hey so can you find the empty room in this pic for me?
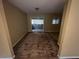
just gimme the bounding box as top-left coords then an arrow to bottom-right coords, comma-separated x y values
0,0 -> 79,59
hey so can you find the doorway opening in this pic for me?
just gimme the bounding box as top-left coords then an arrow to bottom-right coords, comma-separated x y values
31,17 -> 44,32
2,0 -> 69,58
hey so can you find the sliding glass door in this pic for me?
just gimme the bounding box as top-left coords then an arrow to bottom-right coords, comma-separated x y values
32,18 -> 44,32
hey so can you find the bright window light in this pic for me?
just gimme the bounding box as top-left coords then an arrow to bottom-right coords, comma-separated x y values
52,19 -> 60,24
32,19 -> 44,24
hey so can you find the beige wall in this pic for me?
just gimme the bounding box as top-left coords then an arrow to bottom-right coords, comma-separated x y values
0,0 -> 14,58
44,14 -> 62,32
3,0 -> 28,47
59,0 -> 79,57
27,14 -> 62,32
27,15 -> 32,32
58,0 -> 69,46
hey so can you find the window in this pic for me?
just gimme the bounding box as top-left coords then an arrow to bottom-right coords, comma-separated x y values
32,19 -> 44,24
31,17 -> 44,32
52,18 -> 60,24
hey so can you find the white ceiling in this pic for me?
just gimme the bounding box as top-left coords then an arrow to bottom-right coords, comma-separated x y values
8,0 -> 65,14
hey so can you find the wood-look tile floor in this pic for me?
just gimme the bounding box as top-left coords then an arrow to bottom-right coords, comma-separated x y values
14,32 -> 59,59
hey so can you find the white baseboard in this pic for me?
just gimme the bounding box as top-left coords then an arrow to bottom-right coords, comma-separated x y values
0,55 -> 15,59
0,58 -> 13,59
58,54 -> 79,59
59,56 -> 79,59
13,32 -> 27,47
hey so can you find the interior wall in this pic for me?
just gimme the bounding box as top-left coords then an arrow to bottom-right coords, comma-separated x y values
44,14 -> 62,32
59,0 -> 79,57
27,15 -> 32,32
27,14 -> 62,32
0,0 -> 14,58
3,0 -> 28,47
